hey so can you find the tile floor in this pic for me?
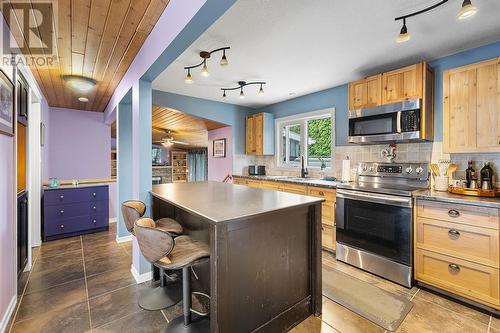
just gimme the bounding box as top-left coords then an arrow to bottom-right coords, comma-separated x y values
7,225 -> 498,333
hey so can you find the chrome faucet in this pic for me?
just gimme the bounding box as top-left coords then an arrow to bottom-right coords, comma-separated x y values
301,156 -> 309,178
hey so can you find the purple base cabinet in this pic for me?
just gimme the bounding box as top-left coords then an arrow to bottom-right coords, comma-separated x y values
42,185 -> 109,241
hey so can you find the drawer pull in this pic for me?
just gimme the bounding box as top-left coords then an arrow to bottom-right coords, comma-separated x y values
92,192 -> 97,197
59,210 -> 64,215
319,191 -> 325,196
448,209 -> 460,218
60,224 -> 64,229
448,263 -> 461,272
59,195 -> 64,200
93,206 -> 97,211
92,219 -> 97,224
448,229 -> 460,237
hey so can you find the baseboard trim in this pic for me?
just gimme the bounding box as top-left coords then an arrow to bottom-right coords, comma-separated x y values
131,264 -> 152,284
109,217 -> 117,224
0,295 -> 17,333
115,235 -> 133,244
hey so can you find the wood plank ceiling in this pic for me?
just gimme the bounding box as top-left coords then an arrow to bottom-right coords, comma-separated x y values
111,105 -> 227,149
2,0 -> 169,112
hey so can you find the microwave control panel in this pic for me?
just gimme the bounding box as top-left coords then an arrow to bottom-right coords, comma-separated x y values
401,110 -> 420,132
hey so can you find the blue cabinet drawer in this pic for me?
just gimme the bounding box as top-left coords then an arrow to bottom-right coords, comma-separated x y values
44,200 -> 108,221
44,214 -> 108,237
44,186 -> 108,206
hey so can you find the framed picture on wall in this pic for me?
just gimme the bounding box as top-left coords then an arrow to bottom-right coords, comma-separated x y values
0,69 -> 15,137
213,138 -> 226,158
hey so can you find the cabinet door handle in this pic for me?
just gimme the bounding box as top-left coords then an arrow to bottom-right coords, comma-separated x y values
448,263 -> 460,272
319,191 -> 325,196
60,224 -> 64,229
59,210 -> 64,215
59,195 -> 64,200
448,229 -> 460,237
448,209 -> 460,218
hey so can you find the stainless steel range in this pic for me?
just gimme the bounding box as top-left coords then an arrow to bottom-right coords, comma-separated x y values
335,162 -> 430,288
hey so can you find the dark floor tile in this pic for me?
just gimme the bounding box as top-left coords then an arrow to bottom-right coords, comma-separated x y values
88,284 -> 142,328
17,271 -> 29,295
491,316 -> 500,331
321,298 -> 385,333
11,301 -> 90,333
93,309 -> 166,333
38,237 -> 82,259
87,267 -> 136,299
25,260 -> 84,294
161,301 -> 183,322
16,278 -> 87,322
119,241 -> 132,254
83,228 -> 116,243
84,253 -> 131,277
83,244 -> 128,261
31,246 -> 40,263
289,316 -> 340,333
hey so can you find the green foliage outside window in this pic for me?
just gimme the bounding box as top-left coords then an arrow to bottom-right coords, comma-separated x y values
307,118 -> 332,157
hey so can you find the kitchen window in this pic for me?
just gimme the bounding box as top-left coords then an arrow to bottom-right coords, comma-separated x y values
276,109 -> 335,169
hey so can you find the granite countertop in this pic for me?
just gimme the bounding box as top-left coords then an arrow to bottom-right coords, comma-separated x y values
413,189 -> 500,208
151,182 -> 323,224
44,183 -> 110,190
232,174 -> 341,189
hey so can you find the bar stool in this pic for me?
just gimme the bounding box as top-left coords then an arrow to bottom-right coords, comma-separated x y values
121,201 -> 183,311
135,218 -> 210,333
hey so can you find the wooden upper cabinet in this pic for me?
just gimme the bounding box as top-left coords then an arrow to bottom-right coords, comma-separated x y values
443,58 -> 500,153
382,63 -> 423,104
348,74 -> 381,110
246,112 -> 274,155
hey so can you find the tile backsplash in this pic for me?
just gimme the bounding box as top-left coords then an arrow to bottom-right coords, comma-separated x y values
234,141 -> 500,186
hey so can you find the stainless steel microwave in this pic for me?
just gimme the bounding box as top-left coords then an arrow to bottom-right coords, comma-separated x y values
348,99 -> 433,144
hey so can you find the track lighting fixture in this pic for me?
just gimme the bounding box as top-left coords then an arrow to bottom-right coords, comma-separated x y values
394,0 -> 477,43
183,47 -> 230,83
221,81 -> 266,100
458,0 -> 477,19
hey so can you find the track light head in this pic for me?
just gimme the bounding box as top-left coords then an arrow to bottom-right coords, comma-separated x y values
239,88 -> 245,99
396,20 -> 410,43
258,84 -> 264,96
220,50 -> 228,66
222,90 -> 227,100
201,61 -> 209,77
458,0 -> 477,19
185,69 -> 193,84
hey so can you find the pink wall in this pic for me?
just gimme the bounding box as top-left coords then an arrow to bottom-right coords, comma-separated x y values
48,107 -> 111,180
208,127 -> 233,181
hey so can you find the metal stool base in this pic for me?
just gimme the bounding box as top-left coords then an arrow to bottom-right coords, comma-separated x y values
161,314 -> 210,333
139,280 -> 182,311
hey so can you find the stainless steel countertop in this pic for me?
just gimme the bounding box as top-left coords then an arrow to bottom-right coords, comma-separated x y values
413,189 -> 500,208
232,174 -> 341,189
151,182 -> 323,224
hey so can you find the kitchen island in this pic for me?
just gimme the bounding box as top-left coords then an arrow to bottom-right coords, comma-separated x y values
150,182 -> 323,333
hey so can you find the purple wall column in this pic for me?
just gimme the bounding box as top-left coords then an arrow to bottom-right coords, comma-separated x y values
208,127 -> 233,181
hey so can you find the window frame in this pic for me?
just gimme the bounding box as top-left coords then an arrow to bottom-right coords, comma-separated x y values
275,108 -> 335,170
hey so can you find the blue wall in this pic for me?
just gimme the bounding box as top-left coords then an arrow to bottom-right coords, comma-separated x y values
257,40 -> 500,145
152,90 -> 255,154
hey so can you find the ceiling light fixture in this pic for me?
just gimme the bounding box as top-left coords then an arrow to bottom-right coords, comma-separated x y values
458,0 -> 477,19
183,47 -> 230,83
394,0 -> 477,43
63,75 -> 96,92
78,96 -> 89,103
221,81 -> 267,100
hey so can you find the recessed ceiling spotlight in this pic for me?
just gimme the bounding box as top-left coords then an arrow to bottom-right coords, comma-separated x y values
78,96 -> 89,103
394,0 -> 477,43
183,47 -> 230,83
220,81 -> 267,99
63,75 -> 96,92
458,0 -> 477,19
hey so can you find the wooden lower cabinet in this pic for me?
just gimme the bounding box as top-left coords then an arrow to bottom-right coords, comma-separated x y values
232,178 -> 337,252
415,199 -> 500,309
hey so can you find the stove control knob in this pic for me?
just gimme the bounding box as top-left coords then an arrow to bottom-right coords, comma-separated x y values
405,167 -> 413,174
369,166 -> 375,172
361,166 -> 367,172
415,167 -> 424,174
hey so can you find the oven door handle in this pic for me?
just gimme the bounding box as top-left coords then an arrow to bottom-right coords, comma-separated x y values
336,189 -> 412,208
396,111 -> 402,133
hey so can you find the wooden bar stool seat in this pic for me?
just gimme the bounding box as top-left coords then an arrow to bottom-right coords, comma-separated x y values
135,218 -> 210,333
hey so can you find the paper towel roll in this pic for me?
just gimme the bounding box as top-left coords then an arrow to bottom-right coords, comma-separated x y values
341,157 -> 351,182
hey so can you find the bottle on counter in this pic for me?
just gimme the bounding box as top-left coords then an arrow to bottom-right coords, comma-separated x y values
480,162 -> 494,190
465,160 -> 475,188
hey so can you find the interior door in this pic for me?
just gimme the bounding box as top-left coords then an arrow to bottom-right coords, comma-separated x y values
17,192 -> 28,278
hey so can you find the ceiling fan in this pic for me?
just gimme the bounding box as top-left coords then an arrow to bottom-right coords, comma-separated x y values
153,129 -> 189,146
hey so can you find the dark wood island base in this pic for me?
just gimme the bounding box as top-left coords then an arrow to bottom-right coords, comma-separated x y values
151,182 -> 323,333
